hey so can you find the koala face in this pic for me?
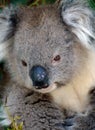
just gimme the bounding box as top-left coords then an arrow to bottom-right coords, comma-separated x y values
10,6 -> 83,93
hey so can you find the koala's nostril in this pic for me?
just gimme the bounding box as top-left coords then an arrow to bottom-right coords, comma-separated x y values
29,65 -> 49,89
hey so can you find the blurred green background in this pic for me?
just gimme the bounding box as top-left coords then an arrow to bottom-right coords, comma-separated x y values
0,0 -> 57,8
11,0 -> 56,5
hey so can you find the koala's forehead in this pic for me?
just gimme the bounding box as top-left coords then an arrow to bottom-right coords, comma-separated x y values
14,5 -> 73,54
17,5 -> 60,28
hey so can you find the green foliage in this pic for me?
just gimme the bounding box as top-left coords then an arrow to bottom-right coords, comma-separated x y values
0,0 -> 56,10
28,0 -> 56,6
7,116 -> 23,130
10,0 -> 27,5
0,0 -> 56,6
10,0 -> 56,6
88,0 -> 95,9
0,98 -> 23,130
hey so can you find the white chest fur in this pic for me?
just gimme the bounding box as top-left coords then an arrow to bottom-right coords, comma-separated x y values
51,50 -> 95,113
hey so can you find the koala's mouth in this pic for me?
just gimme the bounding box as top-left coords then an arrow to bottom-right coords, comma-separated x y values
35,84 -> 49,89
34,84 -> 57,93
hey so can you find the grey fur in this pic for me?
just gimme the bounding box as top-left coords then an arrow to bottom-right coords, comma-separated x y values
0,83 -> 65,130
0,0 -> 95,130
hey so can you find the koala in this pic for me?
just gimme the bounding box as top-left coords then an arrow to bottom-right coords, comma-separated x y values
1,0 -> 95,130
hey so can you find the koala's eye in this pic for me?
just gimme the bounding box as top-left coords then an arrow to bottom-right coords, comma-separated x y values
21,60 -> 27,67
53,55 -> 61,61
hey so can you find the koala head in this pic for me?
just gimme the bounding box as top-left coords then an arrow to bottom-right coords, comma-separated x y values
0,0 -> 95,94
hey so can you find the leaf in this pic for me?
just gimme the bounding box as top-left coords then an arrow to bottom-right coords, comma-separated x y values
8,116 -> 23,130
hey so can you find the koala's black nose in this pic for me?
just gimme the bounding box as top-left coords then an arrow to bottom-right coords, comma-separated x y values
29,65 -> 49,89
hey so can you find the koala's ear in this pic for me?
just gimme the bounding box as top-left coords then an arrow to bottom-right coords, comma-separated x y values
0,5 -> 18,60
61,0 -> 95,49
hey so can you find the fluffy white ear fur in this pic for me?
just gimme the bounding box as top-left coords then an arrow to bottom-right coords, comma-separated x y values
0,12 -> 10,60
61,1 -> 95,49
0,39 -> 13,60
0,5 -> 17,61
